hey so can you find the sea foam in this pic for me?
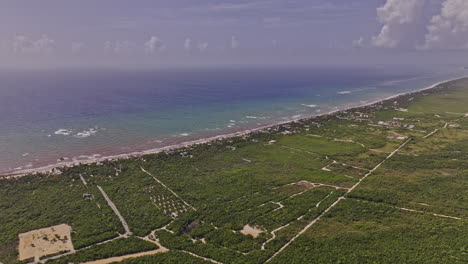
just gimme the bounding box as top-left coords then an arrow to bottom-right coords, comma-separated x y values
54,129 -> 72,136
337,91 -> 351,95
301,104 -> 317,108
74,128 -> 98,138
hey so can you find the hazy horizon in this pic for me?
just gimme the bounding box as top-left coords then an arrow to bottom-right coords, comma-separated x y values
1,0 -> 468,69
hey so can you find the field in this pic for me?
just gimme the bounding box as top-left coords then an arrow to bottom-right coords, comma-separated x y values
1,79 -> 467,264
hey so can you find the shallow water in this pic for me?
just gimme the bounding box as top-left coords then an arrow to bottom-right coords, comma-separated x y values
0,66 -> 466,174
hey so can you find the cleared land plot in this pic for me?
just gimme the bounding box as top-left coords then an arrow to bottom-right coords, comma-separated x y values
18,224 -> 73,262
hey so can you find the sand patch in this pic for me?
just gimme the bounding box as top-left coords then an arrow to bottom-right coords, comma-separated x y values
240,225 -> 265,238
294,180 -> 315,189
18,224 -> 74,261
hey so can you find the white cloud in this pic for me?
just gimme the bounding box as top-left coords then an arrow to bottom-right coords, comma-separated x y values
197,42 -> 209,52
104,40 -> 136,53
371,0 -> 426,48
184,38 -> 193,51
12,35 -> 55,54
144,36 -> 164,53
209,2 -> 262,12
231,36 -> 239,49
71,42 -> 85,53
422,0 -> 468,50
352,37 -> 365,48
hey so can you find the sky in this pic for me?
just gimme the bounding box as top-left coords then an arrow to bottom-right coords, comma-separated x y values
0,0 -> 468,68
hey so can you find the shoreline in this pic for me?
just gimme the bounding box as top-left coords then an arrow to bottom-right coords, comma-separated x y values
2,76 -> 466,179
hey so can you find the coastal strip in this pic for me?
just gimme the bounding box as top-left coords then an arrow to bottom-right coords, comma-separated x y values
2,76 -> 466,179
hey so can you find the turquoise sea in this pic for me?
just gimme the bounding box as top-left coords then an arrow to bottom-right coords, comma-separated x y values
0,65 -> 466,175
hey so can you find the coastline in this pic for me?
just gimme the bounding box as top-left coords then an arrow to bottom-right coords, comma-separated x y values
2,76 -> 466,179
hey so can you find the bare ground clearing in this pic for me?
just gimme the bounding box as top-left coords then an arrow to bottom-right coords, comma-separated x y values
18,224 -> 74,262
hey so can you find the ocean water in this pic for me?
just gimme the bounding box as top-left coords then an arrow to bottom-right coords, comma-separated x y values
0,66 -> 466,175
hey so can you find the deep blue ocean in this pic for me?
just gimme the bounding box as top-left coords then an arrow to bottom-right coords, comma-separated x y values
0,66 -> 466,174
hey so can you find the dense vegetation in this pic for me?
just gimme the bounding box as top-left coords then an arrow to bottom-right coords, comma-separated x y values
116,251 -> 211,264
46,237 -> 158,264
1,79 -> 467,263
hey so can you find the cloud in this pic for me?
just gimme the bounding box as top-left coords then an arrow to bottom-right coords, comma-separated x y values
263,17 -> 281,24
231,36 -> 239,49
197,42 -> 209,52
209,2 -> 264,12
104,40 -> 136,53
371,0 -> 426,48
144,36 -> 164,53
71,42 -> 85,53
184,38 -> 193,51
422,0 -> 468,50
12,35 -> 55,54
352,37 -> 365,48
104,41 -> 113,52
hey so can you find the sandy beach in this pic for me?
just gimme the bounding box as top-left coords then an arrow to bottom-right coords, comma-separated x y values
2,76 -> 466,179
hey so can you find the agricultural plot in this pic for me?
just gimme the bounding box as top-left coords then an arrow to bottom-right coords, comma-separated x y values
1,79 -> 467,263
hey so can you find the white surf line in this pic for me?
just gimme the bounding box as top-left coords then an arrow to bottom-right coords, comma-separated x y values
178,250 -> 224,264
141,167 -> 196,211
97,185 -> 132,235
443,122 -> 448,128
422,129 -> 438,139
265,138 -> 412,263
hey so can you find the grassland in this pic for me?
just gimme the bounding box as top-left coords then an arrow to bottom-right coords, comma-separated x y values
1,79 -> 467,264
